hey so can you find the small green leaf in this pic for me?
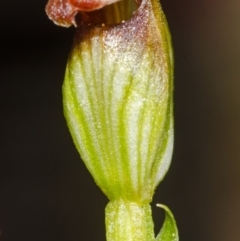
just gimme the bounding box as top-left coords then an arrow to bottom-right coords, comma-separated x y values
156,204 -> 178,241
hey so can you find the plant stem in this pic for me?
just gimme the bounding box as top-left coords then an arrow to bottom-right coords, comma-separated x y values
105,200 -> 155,241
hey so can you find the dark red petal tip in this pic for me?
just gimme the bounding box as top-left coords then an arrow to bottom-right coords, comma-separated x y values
46,0 -> 120,27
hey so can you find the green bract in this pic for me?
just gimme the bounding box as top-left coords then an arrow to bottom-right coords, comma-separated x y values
46,0 -> 178,239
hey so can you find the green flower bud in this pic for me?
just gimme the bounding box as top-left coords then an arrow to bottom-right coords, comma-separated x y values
63,0 -> 173,203
46,0 -> 178,239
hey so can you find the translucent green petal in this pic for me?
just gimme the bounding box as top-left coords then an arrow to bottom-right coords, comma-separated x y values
63,0 -> 173,203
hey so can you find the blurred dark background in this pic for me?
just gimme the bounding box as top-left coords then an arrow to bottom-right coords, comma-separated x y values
1,0 -> 240,240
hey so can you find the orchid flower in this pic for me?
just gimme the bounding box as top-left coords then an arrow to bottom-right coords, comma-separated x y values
46,0 -> 178,240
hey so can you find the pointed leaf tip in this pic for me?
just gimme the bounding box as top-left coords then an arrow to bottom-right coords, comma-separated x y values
156,204 -> 178,241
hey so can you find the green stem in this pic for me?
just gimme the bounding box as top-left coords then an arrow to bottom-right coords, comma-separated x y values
105,200 -> 155,241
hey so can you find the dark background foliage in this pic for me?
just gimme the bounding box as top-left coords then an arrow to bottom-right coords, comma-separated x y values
1,0 -> 240,240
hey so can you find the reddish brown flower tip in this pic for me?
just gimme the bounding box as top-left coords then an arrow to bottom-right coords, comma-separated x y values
68,0 -> 119,11
45,0 -> 77,27
46,0 -> 120,27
